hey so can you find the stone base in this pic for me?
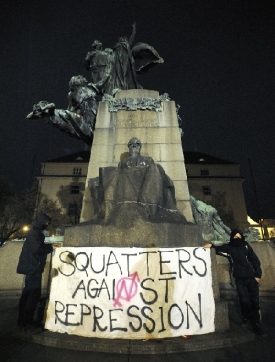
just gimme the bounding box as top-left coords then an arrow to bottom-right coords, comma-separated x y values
63,219 -> 230,335
12,308 -> 252,353
64,218 -> 204,248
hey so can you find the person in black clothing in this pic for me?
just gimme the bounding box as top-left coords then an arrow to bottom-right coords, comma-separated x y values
204,229 -> 264,336
16,213 -> 60,330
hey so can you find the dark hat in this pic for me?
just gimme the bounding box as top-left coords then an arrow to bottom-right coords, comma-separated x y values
230,229 -> 244,242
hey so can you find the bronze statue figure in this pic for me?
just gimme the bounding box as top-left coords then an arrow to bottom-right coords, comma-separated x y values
84,23 -> 163,95
27,75 -> 98,145
27,25 -> 163,144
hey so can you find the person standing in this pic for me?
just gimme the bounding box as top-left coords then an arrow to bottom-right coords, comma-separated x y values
16,213 -> 59,330
204,229 -> 265,336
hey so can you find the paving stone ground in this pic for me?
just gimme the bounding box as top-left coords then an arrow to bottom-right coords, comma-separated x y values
1,297 -> 274,362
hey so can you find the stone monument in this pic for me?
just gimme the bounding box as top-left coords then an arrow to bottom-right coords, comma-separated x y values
27,25 -> 229,338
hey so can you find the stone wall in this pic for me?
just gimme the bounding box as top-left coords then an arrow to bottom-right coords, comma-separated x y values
0,241 -> 52,297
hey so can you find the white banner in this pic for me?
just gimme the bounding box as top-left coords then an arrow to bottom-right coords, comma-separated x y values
45,247 -> 215,339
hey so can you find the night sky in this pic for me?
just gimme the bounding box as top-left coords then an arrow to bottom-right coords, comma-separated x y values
0,0 -> 274,221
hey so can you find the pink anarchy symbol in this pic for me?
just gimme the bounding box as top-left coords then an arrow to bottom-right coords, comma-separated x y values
113,271 -> 140,307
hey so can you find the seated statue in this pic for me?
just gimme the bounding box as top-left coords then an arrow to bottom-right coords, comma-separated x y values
89,137 -> 187,224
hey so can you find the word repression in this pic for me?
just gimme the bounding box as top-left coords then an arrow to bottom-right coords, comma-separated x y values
45,247 -> 215,338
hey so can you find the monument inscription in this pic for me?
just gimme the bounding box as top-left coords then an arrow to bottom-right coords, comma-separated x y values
116,111 -> 158,128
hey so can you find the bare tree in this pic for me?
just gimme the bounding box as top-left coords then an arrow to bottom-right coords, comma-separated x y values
0,178 -> 66,245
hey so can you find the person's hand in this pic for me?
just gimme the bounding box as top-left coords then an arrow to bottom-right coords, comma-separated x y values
52,243 -> 61,249
255,277 -> 261,283
204,243 -> 212,248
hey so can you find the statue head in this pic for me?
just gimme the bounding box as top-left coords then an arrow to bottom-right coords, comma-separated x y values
69,75 -> 88,88
128,137 -> 142,156
68,76 -> 94,105
92,40 -> 102,51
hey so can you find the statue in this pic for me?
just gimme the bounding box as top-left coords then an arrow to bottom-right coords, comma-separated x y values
89,138 -> 187,224
27,75 -> 98,145
190,195 -> 231,244
243,227 -> 260,242
84,23 -> 164,95
27,25 -> 163,143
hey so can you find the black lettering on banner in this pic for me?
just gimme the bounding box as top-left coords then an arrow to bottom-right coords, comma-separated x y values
121,253 -> 138,276
158,250 -> 177,275
97,279 -> 111,300
80,304 -> 91,325
168,304 -> 184,329
109,309 -> 128,332
87,279 -> 99,298
55,300 -> 65,324
93,306 -> 107,332
186,293 -> 203,329
72,280 -> 87,299
193,248 -> 207,277
105,251 -> 123,277
75,252 -> 89,277
158,307 -> 166,332
90,253 -> 105,274
65,304 -> 80,326
140,278 -> 158,305
176,248 -> 193,277
159,277 -> 176,303
141,306 -> 155,333
139,251 -> 157,276
58,251 -> 76,276
112,278 -> 115,300
127,305 -> 142,332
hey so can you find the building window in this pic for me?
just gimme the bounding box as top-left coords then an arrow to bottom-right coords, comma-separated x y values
73,167 -> 82,175
70,185 -> 80,194
201,169 -> 209,176
202,186 -> 211,195
68,203 -> 78,216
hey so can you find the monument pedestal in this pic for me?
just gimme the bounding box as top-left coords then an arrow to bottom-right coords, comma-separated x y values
80,89 -> 193,223
62,89 -> 229,335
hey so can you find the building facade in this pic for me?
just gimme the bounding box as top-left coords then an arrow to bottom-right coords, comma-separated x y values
37,151 -> 89,224
184,151 -> 248,229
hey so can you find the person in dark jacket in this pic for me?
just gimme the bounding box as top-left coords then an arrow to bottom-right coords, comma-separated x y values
16,213 -> 59,330
204,229 -> 264,336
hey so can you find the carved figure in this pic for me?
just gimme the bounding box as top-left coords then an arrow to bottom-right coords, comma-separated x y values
243,228 -> 260,242
89,138 -> 186,223
190,195 -> 231,244
27,76 -> 97,145
85,23 -> 164,95
27,25 -> 164,143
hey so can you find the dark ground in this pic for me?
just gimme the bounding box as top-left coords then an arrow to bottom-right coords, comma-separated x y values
0,296 -> 274,362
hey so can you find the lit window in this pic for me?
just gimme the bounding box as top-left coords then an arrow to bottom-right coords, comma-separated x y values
68,203 -> 78,215
73,167 -> 82,175
70,185 -> 80,194
201,169 -> 209,176
202,186 -> 211,195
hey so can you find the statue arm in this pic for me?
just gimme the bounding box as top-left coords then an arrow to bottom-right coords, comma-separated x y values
129,22 -> 136,46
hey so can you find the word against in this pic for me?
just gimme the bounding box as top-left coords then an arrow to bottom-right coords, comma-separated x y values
45,247 -> 215,339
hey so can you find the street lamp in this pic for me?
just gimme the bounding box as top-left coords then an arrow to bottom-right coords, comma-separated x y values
22,226 -> 29,232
